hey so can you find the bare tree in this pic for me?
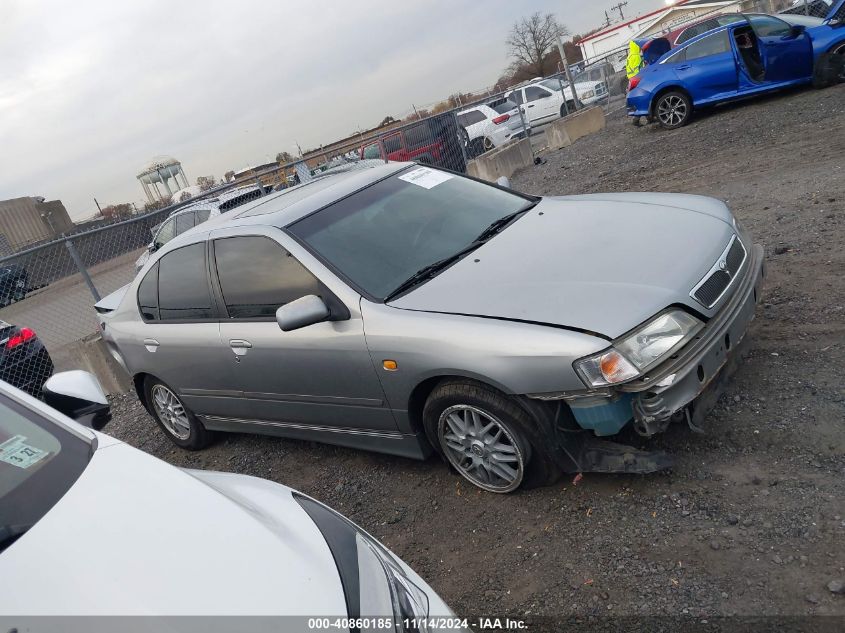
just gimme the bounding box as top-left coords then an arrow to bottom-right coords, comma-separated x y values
506,12 -> 569,79
276,151 -> 295,164
223,170 -> 235,182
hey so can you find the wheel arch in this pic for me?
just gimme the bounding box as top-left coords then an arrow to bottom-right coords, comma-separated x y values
406,373 -> 514,434
133,372 -> 155,414
649,84 -> 693,116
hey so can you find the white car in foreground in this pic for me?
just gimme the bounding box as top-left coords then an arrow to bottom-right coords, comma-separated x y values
505,78 -> 608,125
456,98 -> 529,157
0,372 -> 459,627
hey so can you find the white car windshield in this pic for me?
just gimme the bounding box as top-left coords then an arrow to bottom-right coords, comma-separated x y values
0,394 -> 91,552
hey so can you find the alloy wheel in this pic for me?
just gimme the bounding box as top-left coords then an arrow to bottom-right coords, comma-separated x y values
438,404 -> 524,493
657,95 -> 687,127
151,384 -> 191,440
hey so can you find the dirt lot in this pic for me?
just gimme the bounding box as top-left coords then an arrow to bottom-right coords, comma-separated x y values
107,84 -> 845,624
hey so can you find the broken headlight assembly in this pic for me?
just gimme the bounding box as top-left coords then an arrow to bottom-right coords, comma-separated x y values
574,309 -> 703,388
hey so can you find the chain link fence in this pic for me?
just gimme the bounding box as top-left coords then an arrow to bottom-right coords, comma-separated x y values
1,0 -> 836,396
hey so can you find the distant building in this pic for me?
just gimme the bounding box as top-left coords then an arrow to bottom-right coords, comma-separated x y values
577,0 -> 791,62
137,156 -> 189,204
232,162 -> 284,188
0,196 -> 75,254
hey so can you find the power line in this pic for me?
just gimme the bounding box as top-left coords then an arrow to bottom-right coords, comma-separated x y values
610,1 -> 628,20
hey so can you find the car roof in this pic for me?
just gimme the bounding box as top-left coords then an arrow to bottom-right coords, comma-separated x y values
199,162 -> 410,231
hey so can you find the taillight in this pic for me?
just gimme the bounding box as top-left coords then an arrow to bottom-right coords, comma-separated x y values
628,76 -> 641,91
7,327 -> 36,350
492,114 -> 510,124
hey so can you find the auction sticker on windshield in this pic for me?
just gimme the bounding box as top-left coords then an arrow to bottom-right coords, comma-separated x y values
0,435 -> 49,469
398,167 -> 453,189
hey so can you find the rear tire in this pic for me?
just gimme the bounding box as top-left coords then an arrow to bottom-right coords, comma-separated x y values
422,380 -> 559,493
654,90 -> 692,129
144,376 -> 213,450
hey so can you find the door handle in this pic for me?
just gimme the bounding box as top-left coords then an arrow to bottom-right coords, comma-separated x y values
143,338 -> 159,353
229,339 -> 252,357
677,64 -> 691,71
527,104 -> 535,108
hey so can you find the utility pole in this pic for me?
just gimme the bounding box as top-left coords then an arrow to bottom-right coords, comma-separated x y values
610,1 -> 628,21
93,197 -> 102,214
412,104 -> 421,120
604,10 -> 612,27
556,34 -> 582,111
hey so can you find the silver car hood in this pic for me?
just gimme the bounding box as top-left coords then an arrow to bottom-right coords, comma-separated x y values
0,441 -> 347,615
389,193 -> 735,339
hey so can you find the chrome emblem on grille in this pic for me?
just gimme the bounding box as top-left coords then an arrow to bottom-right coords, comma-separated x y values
718,260 -> 728,271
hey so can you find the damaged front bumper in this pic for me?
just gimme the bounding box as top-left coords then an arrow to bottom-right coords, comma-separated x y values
619,243 -> 765,435
569,242 -> 765,437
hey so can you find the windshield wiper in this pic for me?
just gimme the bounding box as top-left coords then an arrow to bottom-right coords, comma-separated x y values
473,200 -> 538,243
0,523 -> 32,553
384,242 -> 483,302
384,200 -> 539,302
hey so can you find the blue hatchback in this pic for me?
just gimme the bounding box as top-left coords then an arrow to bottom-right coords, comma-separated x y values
627,2 -> 845,129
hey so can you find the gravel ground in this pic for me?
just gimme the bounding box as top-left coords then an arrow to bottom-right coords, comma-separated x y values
106,83 -> 845,624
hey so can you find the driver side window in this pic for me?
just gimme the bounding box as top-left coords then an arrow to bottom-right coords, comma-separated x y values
213,236 -> 322,319
525,86 -> 552,102
155,218 -> 176,247
748,15 -> 791,37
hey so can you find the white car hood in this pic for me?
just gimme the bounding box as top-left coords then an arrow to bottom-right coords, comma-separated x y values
0,442 -> 347,616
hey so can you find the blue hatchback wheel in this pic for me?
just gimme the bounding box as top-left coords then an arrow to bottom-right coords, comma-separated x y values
656,91 -> 691,129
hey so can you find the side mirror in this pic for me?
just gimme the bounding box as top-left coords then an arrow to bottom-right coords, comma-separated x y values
496,176 -> 511,189
42,371 -> 111,430
276,295 -> 330,332
789,24 -> 806,38
147,242 -> 156,253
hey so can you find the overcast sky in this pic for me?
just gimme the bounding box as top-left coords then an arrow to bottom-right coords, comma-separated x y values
0,0 -> 659,220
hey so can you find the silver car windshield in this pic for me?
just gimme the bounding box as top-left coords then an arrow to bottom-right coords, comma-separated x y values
288,167 -> 531,300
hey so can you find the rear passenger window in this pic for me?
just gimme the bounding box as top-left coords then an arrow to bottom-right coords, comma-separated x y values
213,236 -> 322,319
684,30 -> 731,60
157,243 -> 213,320
137,263 -> 159,321
383,134 -> 402,153
403,123 -> 433,150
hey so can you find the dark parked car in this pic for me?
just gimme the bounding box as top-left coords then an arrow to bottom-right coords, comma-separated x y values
359,114 -> 468,172
0,264 -> 28,307
0,321 -> 53,395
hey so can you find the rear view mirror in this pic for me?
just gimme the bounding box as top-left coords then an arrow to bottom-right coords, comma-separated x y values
42,371 -> 111,430
276,295 -> 330,332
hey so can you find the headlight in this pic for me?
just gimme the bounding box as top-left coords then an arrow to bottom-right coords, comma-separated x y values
574,310 -> 703,388
295,494 -> 433,630
582,89 -> 595,99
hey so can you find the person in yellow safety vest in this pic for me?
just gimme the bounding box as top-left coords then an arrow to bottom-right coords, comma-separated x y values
626,40 -> 644,81
626,39 -> 647,126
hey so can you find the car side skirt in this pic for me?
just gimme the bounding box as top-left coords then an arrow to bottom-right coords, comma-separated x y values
198,414 -> 432,460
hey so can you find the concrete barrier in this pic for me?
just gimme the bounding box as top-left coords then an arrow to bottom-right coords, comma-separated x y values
51,332 -> 132,395
466,138 -> 533,183
544,106 -> 606,151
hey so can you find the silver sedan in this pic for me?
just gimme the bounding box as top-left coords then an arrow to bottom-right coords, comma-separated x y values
97,162 -> 764,493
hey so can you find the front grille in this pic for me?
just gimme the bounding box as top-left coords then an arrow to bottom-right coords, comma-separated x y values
694,270 -> 731,307
725,238 -> 744,272
691,235 -> 747,308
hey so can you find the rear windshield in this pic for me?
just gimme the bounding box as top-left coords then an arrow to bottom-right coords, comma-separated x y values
490,100 -> 518,114
0,392 -> 91,551
288,167 -> 531,300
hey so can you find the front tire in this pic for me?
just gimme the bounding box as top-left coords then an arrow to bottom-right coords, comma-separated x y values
144,376 -> 213,450
654,91 -> 692,129
422,380 -> 557,493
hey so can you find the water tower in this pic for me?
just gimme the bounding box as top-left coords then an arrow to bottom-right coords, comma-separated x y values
137,156 -> 189,203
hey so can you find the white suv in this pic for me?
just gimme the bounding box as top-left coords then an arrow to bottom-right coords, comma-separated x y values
456,98 -> 528,157
506,78 -> 607,125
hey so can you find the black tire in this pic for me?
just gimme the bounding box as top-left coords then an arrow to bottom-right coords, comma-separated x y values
144,376 -> 213,450
467,137 -> 485,159
813,49 -> 845,88
565,100 -> 576,114
422,379 -> 559,493
654,90 -> 692,130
